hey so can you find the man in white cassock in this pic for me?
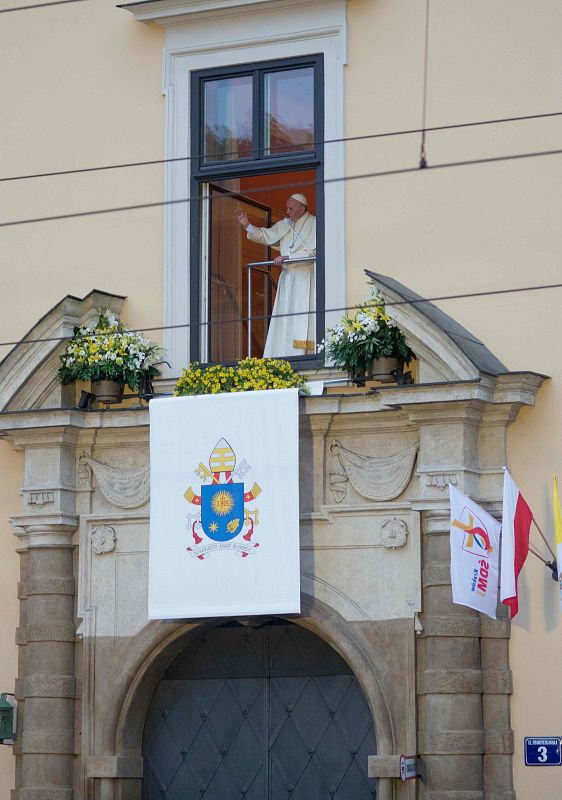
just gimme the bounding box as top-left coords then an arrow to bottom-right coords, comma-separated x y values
235,193 -> 316,358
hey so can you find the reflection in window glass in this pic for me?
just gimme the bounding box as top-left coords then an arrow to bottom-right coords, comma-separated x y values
208,187 -> 273,362
204,76 -> 253,162
264,68 -> 314,155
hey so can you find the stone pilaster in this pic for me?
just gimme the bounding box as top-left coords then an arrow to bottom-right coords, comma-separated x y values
12,517 -> 78,800
480,618 -> 515,800
417,509 -> 485,800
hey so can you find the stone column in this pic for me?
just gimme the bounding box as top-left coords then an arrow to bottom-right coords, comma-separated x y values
12,516 -> 78,800
481,612 -> 514,799
417,508 -> 484,799
411,401 -> 487,799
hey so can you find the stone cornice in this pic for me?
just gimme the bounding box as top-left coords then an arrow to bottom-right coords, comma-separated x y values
0,371 -> 545,438
119,0 -> 338,26
11,516 -> 79,551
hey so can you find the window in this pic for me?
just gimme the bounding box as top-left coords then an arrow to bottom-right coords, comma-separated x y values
122,0 -> 347,375
190,56 -> 324,365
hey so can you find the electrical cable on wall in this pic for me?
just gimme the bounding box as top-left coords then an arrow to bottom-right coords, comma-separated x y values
1,147 -> 561,229
0,0 -> 90,14
1,110 -> 561,184
419,0 -> 431,169
0,280 -> 561,351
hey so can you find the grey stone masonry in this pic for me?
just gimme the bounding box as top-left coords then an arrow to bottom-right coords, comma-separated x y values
0,289 -> 546,800
12,518 -> 78,800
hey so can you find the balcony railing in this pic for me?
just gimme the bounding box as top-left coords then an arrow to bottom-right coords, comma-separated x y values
246,257 -> 317,357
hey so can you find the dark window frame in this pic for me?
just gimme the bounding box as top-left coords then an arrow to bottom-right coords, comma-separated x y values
189,54 -> 325,367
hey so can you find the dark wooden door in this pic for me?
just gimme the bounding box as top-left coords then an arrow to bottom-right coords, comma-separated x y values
143,621 -> 376,800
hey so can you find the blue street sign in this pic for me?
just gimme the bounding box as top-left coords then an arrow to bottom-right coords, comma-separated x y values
524,738 -> 561,766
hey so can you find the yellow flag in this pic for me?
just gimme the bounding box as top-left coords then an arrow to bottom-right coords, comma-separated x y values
553,476 -> 562,610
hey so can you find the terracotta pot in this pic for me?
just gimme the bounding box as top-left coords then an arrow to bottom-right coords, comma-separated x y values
370,356 -> 400,383
92,380 -> 124,404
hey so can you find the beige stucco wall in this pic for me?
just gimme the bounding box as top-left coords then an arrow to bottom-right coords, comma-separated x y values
0,0 -> 560,797
0,3 -> 165,798
0,443 -> 22,800
0,0 -> 165,365
346,1 -> 562,796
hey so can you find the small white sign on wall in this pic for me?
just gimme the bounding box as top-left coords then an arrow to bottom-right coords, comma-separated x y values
149,389 -> 301,619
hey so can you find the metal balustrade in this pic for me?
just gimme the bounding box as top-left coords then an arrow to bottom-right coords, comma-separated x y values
246,257 -> 316,357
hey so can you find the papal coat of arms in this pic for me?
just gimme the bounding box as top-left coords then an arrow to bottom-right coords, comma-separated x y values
184,438 -> 261,560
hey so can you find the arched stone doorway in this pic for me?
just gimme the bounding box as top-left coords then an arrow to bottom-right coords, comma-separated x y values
142,619 -> 377,799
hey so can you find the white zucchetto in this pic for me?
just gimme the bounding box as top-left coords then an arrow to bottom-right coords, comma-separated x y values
290,193 -> 308,207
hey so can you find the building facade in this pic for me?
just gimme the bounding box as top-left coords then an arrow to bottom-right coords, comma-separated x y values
1,1 -> 561,798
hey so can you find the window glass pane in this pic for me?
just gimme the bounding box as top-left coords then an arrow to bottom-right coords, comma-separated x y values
204,76 -> 253,163
264,68 -> 314,155
208,186 -> 271,362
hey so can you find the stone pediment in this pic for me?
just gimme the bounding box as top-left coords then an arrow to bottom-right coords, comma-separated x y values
0,290 -> 125,412
365,271 -> 507,383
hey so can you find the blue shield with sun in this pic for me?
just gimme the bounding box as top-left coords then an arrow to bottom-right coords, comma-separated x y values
201,482 -> 245,542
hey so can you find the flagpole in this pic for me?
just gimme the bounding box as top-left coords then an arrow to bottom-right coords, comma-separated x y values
531,518 -> 556,560
528,543 -> 558,581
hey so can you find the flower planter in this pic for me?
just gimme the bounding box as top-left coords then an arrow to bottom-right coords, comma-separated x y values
92,380 -> 123,404
56,310 -> 163,403
370,356 -> 400,383
322,282 -> 415,389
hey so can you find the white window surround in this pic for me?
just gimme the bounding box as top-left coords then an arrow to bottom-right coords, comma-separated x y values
123,0 -> 347,375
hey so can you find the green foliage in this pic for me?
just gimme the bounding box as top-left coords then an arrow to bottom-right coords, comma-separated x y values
319,284 -> 415,377
56,310 -> 162,391
174,357 -> 309,396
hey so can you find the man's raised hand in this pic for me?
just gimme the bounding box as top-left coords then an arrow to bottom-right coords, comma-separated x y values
235,209 -> 249,228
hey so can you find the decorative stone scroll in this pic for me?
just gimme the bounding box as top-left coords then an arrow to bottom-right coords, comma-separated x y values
329,440 -> 418,502
79,454 -> 149,508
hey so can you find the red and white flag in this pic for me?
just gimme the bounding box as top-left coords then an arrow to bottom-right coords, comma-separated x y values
500,469 -> 533,618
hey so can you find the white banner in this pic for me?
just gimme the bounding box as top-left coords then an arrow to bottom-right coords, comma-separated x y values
449,485 -> 501,619
149,389 -> 300,618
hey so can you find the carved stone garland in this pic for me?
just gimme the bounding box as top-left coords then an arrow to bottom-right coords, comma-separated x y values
79,454 -> 150,508
329,440 -> 418,502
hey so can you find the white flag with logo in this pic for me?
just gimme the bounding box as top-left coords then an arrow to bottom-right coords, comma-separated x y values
449,485 -> 501,619
149,389 -> 300,619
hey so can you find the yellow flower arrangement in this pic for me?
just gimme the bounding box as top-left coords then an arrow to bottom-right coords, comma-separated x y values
56,310 -> 162,390
174,358 -> 308,396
